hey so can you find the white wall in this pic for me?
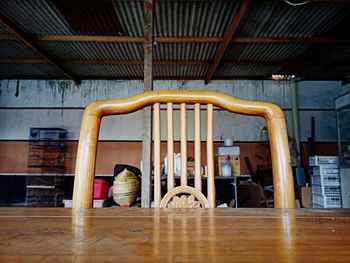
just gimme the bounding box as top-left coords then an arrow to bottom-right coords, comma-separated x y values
0,79 -> 348,141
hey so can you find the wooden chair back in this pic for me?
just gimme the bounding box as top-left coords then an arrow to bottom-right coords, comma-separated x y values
72,91 -> 295,209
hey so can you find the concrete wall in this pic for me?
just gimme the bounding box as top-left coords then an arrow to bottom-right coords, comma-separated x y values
0,79 -> 349,142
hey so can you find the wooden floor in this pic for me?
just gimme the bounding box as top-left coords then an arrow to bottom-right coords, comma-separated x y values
0,208 -> 350,262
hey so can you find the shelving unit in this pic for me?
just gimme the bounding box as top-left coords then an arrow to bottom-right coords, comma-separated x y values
335,92 -> 350,208
26,128 -> 67,207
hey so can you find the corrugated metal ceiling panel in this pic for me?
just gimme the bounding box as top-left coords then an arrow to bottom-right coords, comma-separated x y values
155,1 -> 239,37
0,26 -> 10,34
65,64 -> 143,78
111,1 -> 240,38
0,41 -> 41,59
154,65 -> 209,78
0,0 -> 72,35
236,0 -> 350,37
113,1 -> 144,37
225,43 -> 311,61
216,64 -> 284,78
154,43 -> 219,61
39,42 -> 144,60
0,64 -> 59,77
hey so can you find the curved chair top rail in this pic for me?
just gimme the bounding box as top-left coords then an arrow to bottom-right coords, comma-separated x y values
83,90 -> 284,120
73,90 -> 295,209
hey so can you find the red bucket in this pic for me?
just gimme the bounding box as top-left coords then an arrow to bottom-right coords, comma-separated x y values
93,179 -> 110,200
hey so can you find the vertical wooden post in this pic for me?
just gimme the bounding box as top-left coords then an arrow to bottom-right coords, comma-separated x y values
141,0 -> 154,208
153,103 -> 161,207
180,103 -> 188,186
206,104 -> 215,207
194,103 -> 202,191
167,103 -> 175,191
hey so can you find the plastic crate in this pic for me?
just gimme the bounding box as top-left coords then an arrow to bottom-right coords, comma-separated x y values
311,167 -> 339,176
309,156 -> 339,166
312,194 -> 342,208
312,184 -> 341,196
312,203 -> 325,209
311,174 -> 341,186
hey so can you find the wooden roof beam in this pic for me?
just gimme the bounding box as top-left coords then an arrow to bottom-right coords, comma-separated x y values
0,13 -> 80,85
204,0 -> 249,84
1,34 -> 350,44
1,59 -> 348,68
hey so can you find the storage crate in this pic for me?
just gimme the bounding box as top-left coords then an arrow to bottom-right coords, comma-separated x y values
313,194 -> 342,208
309,156 -> 339,166
311,174 -> 341,186
29,128 -> 66,148
311,166 -> 339,176
29,128 -> 66,141
312,203 -> 325,209
312,184 -> 341,196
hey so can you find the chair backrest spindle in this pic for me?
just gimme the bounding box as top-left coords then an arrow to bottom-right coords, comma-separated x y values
194,103 -> 202,191
206,104 -> 215,208
180,103 -> 188,187
153,103 -> 161,208
167,103 -> 174,191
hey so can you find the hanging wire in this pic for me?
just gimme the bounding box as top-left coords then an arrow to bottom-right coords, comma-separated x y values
283,0 -> 309,6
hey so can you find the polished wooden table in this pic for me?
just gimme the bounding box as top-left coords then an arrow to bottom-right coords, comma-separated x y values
0,208 -> 350,262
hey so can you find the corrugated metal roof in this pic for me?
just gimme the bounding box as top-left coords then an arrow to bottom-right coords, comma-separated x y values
236,0 -> 350,37
113,1 -> 144,37
154,65 -> 209,78
0,41 -> 41,59
65,64 -> 143,78
155,43 -> 219,61
225,43 -> 311,61
216,64 -> 283,78
0,0 -> 72,35
0,0 -> 349,80
301,44 -> 350,61
0,26 -> 10,34
0,64 -> 59,76
155,1 -> 239,37
112,1 -> 240,37
39,42 -> 144,60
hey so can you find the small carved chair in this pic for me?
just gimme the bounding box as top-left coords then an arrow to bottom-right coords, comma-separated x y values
72,91 -> 295,209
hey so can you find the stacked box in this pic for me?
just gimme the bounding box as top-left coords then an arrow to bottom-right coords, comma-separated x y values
310,156 -> 342,208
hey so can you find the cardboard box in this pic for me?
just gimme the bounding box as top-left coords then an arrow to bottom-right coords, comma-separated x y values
301,187 -> 312,208
218,155 -> 240,176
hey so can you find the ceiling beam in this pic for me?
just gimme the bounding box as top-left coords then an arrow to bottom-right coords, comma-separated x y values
1,59 -> 348,68
2,34 -> 350,44
204,0 -> 249,84
0,13 -> 80,84
1,75 -> 345,81
107,0 -> 350,2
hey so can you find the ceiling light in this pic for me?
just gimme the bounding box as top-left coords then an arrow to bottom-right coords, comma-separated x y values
271,74 -> 295,80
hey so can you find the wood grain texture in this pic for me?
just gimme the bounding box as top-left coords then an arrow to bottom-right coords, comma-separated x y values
153,103 -> 161,208
194,103 -> 202,192
0,208 -> 349,263
73,91 -> 294,209
206,104 -> 215,207
167,103 -> 174,191
180,103 -> 188,187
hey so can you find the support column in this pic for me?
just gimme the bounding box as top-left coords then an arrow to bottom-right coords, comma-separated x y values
141,0 -> 154,207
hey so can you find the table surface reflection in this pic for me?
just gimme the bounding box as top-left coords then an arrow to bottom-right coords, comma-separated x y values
0,208 -> 350,262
